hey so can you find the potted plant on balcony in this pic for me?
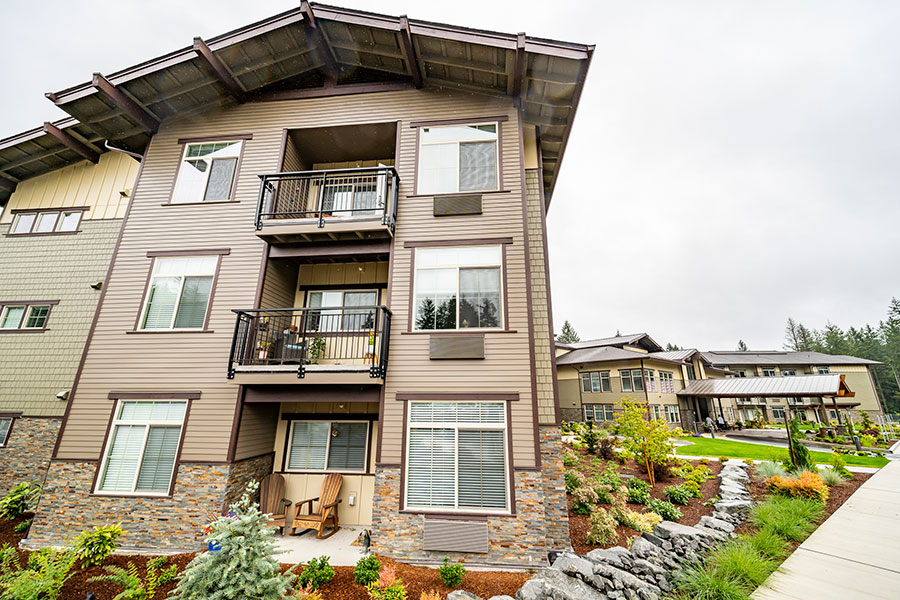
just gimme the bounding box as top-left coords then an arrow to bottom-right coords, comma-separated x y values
308,333 -> 326,364
257,341 -> 272,362
364,331 -> 377,362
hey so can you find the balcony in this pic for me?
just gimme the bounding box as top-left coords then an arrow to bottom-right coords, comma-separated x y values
255,167 -> 398,243
228,306 -> 391,385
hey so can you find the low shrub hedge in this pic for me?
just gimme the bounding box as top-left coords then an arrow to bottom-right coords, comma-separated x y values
766,471 -> 829,503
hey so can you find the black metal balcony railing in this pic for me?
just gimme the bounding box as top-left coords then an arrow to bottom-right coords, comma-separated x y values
228,306 -> 391,380
255,167 -> 399,231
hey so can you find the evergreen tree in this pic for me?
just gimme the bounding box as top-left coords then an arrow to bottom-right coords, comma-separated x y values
556,320 -> 580,344
665,343 -> 682,351
415,298 -> 435,330
737,340 -> 748,351
435,298 -> 456,329
171,482 -> 295,600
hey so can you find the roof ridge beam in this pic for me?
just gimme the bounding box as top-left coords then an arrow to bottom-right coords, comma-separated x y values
91,73 -> 160,134
42,122 -> 100,164
193,37 -> 249,103
301,1 -> 340,77
399,15 -> 423,89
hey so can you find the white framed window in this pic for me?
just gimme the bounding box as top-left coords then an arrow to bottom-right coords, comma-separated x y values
405,401 -> 508,512
9,209 -> 84,235
417,123 -> 499,195
0,306 -> 25,329
11,213 -> 36,234
171,140 -> 243,203
286,420 -> 369,472
0,303 -> 53,331
665,405 -> 680,424
306,290 -> 377,332
23,305 -> 50,329
585,404 -> 615,422
620,369 -> 644,393
96,401 -> 187,495
772,407 -> 786,419
817,366 -> 830,374
659,371 -> 675,393
644,369 -> 656,392
762,368 -> 777,377
651,405 -> 663,421
414,245 -> 502,330
782,369 -> 796,376
139,256 -> 217,330
736,370 -> 746,377
0,417 -> 12,446
580,371 -> 611,393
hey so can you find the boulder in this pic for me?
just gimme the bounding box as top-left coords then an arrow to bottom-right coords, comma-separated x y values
715,499 -> 753,517
653,521 -> 705,540
448,592 -> 483,600
552,552 -> 595,580
516,568 -> 608,600
699,515 -> 735,533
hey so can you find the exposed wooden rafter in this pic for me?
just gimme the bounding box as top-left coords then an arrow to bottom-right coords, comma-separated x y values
398,16 -> 423,89
91,73 -> 160,134
512,32 -> 527,98
0,175 -> 16,194
42,122 -> 100,163
193,37 -> 249,103
300,1 -> 340,77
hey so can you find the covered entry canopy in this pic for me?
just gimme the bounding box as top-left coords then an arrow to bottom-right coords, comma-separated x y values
678,374 -> 857,405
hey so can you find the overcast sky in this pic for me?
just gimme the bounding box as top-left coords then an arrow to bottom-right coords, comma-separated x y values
3,0 -> 898,351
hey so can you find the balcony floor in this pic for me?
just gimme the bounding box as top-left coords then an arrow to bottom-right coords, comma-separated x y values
230,364 -> 381,386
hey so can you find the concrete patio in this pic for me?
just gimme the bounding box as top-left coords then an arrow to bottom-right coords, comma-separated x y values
752,459 -> 900,599
274,526 -> 368,566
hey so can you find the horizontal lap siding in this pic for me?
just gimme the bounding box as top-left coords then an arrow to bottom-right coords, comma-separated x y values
56,88 -> 536,467
234,403 -> 279,461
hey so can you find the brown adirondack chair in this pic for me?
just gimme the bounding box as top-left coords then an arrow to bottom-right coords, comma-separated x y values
291,473 -> 343,539
260,474 -> 292,535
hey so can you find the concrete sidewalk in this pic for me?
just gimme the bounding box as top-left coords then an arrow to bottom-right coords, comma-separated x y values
752,460 -> 900,599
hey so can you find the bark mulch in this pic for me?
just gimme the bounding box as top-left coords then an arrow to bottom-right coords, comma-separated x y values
567,448 -> 723,555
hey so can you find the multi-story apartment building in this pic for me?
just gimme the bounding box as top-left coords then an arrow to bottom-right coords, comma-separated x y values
15,4 -> 592,567
555,333 -> 729,428
0,121 -> 139,493
702,351 -> 885,424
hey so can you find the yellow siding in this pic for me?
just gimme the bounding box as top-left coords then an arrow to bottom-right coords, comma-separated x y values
1,152 -> 138,223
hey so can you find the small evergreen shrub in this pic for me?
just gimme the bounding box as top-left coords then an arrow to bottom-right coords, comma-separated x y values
0,483 -> 41,520
828,454 -> 851,479
646,498 -> 682,522
297,556 -> 335,590
354,555 -> 382,586
597,437 -> 616,460
73,523 -> 123,568
437,557 -> 465,587
663,484 -> 693,505
580,421 -> 600,455
564,471 -> 582,494
698,458 -> 710,465
820,467 -> 846,487
684,480 -> 703,498
766,471 -> 829,503
753,461 -> 787,481
718,456 -> 730,463
585,508 -> 617,546
88,556 -> 178,600
366,565 -> 408,600
625,479 -> 651,504
743,458 -> 755,467
13,519 -> 31,534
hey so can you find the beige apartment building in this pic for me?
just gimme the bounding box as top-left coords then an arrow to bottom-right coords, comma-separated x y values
9,3 -> 592,567
0,124 -> 139,494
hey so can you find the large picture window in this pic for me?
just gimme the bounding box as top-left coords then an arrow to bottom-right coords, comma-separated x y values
286,421 -> 369,472
405,402 -> 508,512
171,141 -> 243,203
417,124 -> 499,194
97,401 -> 187,494
414,246 -> 502,330
139,256 -> 217,330
306,290 -> 377,331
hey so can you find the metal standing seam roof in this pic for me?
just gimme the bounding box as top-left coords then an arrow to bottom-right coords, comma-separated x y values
702,351 -> 882,367
677,374 -> 848,398
556,345 -> 687,367
557,333 -> 660,351
0,1 -> 593,207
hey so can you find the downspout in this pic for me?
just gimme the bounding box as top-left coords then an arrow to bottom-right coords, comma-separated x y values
105,140 -> 144,162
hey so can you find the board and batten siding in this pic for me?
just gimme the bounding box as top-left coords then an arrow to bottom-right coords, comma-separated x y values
55,87 -> 542,468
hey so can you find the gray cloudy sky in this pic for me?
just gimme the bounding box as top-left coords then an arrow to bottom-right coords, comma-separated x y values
3,1 -> 898,351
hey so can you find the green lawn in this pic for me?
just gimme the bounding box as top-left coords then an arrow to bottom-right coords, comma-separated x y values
675,437 -> 888,467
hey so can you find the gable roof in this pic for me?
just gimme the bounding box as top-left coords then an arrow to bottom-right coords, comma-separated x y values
702,351 -> 881,367
557,333 -> 662,352
678,374 -> 855,399
1,2 -> 592,207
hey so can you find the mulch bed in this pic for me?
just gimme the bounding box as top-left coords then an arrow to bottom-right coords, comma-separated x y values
567,447 -> 723,555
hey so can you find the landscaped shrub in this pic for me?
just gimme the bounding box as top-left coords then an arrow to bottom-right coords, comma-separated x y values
859,434 -> 877,448
766,471 -> 829,503
750,496 -> 823,542
0,483 -> 41,521
709,539 -> 777,588
0,545 -> 77,600
828,454 -> 851,479
571,485 -> 599,515
297,556 -> 335,590
564,470 -> 583,494
625,478 -> 651,504
672,561 -> 749,600
743,528 -> 789,560
88,555 -> 178,600
742,458 -> 755,467
616,509 -> 661,533
13,520 -> 31,534
354,555 -> 382,586
366,565 -> 408,600
171,482 -> 295,600
718,456 -> 729,463
820,467 -> 846,487
295,583 -> 324,600
585,508 -> 617,546
783,418 -> 814,472
562,449 -> 577,466
663,484 -> 694,505
597,464 -> 623,488
698,458 -> 710,465
753,461 -> 787,481
580,421 -> 600,455
597,437 -> 616,460
684,480 -> 703,498
437,557 -> 465,587
420,591 -> 442,600
646,498 -> 682,522
593,484 -> 614,505
612,397 -> 675,480
73,523 -> 124,568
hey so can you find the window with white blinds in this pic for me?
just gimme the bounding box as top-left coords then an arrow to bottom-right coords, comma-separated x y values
286,421 -> 369,472
97,401 -> 187,494
0,418 -> 12,446
405,401 -> 508,512
139,256 -> 217,330
417,123 -> 499,194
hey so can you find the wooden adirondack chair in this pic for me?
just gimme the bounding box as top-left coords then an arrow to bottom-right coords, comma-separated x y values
260,474 -> 292,535
291,473 -> 343,539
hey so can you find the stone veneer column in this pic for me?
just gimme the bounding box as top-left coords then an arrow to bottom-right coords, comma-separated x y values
540,425 -> 571,551
0,418 -> 61,495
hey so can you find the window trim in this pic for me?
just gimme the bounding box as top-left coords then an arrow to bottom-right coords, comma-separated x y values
131,250 -> 229,333
580,371 -> 611,393
659,371 -> 675,394
817,366 -> 830,375
665,405 -> 680,424
0,300 -> 58,333
620,369 -> 645,393
283,419 -> 372,474
93,398 -> 191,498
165,137 -> 250,205
762,368 -> 777,377
401,399 -> 512,516
6,207 -> 87,237
0,415 -> 16,447
304,289 -> 380,333
410,244 -> 506,333
584,404 -> 615,422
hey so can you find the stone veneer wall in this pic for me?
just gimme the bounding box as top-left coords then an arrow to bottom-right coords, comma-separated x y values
0,418 -> 61,495
540,425 -> 571,551
559,408 -> 582,422
25,454 -> 274,551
